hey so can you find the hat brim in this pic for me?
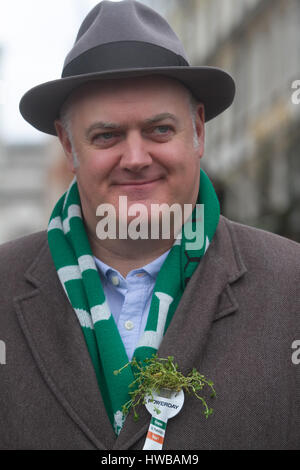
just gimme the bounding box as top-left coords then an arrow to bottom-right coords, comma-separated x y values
19,66 -> 235,136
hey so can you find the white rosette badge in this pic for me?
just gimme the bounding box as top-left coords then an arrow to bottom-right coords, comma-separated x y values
143,387 -> 184,450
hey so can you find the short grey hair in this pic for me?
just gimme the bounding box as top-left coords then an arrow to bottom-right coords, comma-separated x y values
59,94 -> 80,168
187,92 -> 201,149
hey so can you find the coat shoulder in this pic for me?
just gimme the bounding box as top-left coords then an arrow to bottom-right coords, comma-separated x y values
0,231 -> 48,274
222,216 -> 300,276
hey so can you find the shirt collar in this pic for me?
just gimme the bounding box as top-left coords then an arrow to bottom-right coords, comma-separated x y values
94,248 -> 171,281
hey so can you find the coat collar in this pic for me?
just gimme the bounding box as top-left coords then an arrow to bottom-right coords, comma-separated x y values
14,215 -> 246,450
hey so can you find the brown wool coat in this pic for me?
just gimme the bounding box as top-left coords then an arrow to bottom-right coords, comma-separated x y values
0,215 -> 299,450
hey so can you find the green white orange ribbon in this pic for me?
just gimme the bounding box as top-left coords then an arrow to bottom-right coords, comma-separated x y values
143,389 -> 184,450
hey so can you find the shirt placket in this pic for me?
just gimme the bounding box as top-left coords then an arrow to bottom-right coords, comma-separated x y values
118,272 -> 149,361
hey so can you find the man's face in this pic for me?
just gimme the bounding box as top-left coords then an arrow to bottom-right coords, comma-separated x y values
56,76 -> 205,237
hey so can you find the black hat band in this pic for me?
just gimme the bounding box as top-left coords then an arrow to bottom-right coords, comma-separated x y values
62,41 -> 189,78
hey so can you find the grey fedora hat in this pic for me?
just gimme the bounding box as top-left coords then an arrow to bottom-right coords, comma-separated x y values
19,0 -> 235,136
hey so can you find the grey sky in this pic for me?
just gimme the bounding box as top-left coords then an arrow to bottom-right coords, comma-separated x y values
0,0 -> 116,143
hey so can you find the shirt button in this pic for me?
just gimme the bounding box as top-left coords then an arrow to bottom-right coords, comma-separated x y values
125,320 -> 134,331
111,275 -> 120,286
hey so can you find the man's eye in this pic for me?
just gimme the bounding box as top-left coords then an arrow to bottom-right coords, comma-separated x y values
95,132 -> 115,141
154,125 -> 172,134
92,132 -> 121,146
147,125 -> 174,140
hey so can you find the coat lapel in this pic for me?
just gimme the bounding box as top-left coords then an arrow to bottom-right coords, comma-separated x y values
14,236 -> 116,450
113,216 -> 247,449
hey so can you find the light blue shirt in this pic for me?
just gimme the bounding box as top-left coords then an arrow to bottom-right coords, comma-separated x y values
94,250 -> 170,361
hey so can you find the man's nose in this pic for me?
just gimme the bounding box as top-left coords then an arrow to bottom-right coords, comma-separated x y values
119,131 -> 152,172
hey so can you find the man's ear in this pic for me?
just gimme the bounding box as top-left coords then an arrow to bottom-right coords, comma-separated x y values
195,104 -> 205,158
54,120 -> 77,174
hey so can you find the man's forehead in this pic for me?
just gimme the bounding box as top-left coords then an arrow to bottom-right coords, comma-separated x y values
67,75 -> 193,109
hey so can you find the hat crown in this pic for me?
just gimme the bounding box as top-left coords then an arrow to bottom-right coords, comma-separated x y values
64,0 -> 189,71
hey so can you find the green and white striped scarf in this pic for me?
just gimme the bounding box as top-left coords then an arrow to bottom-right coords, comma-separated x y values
47,169 -> 220,435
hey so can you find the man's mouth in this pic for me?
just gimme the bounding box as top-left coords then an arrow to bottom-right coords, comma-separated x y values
113,178 -> 163,188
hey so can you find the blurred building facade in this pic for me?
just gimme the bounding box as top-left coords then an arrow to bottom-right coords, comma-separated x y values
0,46 -> 3,169
0,137 -> 74,243
0,142 -> 53,242
145,0 -> 300,242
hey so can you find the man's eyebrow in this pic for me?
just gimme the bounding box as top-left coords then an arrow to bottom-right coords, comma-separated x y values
85,113 -> 178,138
144,113 -> 179,125
85,121 -> 121,138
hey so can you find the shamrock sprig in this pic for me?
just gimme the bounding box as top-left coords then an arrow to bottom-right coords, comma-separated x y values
114,354 -> 216,421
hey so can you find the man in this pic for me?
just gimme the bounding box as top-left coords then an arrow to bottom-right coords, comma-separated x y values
0,0 -> 299,450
